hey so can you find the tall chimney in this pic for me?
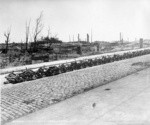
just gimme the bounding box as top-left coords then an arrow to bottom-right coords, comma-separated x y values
120,32 -> 122,43
139,38 -> 143,48
78,34 -> 80,42
120,32 -> 123,44
87,34 -> 89,42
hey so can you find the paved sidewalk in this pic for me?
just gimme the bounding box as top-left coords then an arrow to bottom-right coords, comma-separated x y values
5,68 -> 150,125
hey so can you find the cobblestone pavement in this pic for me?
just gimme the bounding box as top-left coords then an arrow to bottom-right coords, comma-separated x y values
1,78 -> 58,124
4,68 -> 150,125
1,54 -> 150,124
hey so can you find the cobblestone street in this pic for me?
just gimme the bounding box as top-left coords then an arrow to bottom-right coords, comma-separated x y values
1,55 -> 150,124
2,68 -> 150,125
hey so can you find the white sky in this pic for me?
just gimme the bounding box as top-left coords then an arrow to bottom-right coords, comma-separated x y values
0,0 -> 150,43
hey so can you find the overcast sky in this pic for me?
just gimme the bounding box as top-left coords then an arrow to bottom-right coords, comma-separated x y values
0,0 -> 150,43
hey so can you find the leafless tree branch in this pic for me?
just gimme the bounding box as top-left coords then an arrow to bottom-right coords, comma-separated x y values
4,27 -> 11,53
33,12 -> 44,47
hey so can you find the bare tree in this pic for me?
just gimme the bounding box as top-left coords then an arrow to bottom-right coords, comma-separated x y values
4,27 -> 11,53
33,12 -> 44,49
25,19 -> 31,51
